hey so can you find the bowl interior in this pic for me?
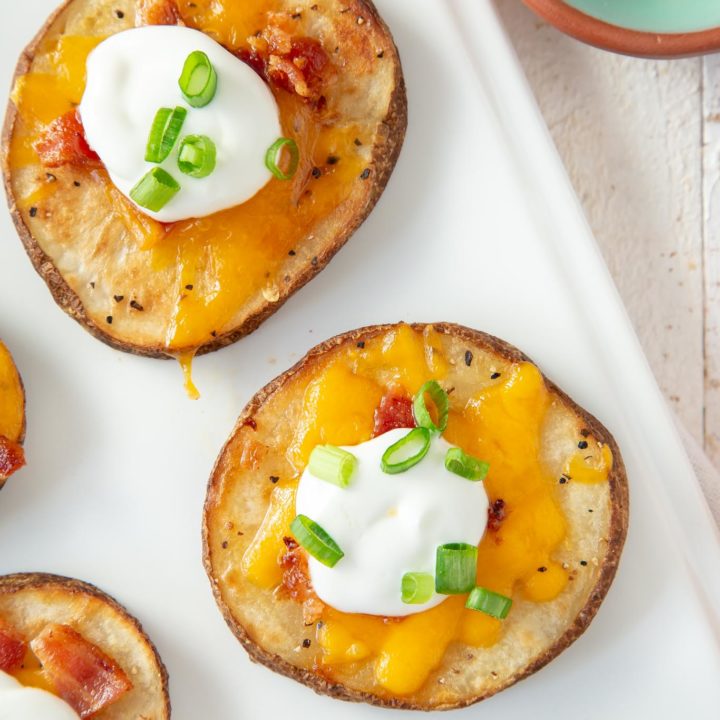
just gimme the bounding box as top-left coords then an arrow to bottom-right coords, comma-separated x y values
564,0 -> 720,34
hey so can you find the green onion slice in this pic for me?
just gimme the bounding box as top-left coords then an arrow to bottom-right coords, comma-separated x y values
380,427 -> 431,474
265,137 -> 299,180
179,50 -> 218,108
129,168 -> 180,212
145,106 -> 187,163
308,445 -> 357,488
413,380 -> 449,434
435,543 -> 478,594
177,135 -> 217,178
445,447 -> 489,481
290,514 -> 344,568
465,587 -> 513,619
401,572 -> 434,604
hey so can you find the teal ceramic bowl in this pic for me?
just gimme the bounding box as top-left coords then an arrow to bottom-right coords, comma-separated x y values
524,0 -> 720,57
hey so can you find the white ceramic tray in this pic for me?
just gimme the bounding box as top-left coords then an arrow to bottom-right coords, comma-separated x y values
1,1 -> 719,717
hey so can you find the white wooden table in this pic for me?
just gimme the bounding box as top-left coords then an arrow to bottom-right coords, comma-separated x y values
498,0 -> 720,470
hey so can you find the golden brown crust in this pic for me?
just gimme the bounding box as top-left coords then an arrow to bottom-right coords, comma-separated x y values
1,0 -> 407,359
202,322 -> 629,710
0,572 -> 171,719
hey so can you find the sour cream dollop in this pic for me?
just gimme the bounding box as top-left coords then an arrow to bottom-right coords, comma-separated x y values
295,429 -> 489,617
79,26 -> 281,222
0,671 -> 80,719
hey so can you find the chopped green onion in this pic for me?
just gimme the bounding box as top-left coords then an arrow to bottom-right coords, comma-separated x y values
435,543 -> 477,594
401,572 -> 434,604
308,445 -> 357,488
129,168 -> 180,212
445,447 -> 489,481
179,50 -> 218,108
145,106 -> 187,163
265,137 -> 299,180
465,587 -> 513,619
177,135 -> 217,178
290,515 -> 344,568
380,427 -> 431,474
413,380 -> 449,434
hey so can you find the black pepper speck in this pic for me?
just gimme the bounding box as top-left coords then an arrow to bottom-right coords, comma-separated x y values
580,560 -> 588,567
537,566 -> 547,573
578,440 -> 588,449
288,249 -> 296,256
311,167 -> 321,179
130,300 -> 144,311
360,168 -> 371,180
302,638 -> 311,648
29,207 -> 37,217
491,372 -> 501,380
185,284 -> 194,290
106,316 -> 113,324
270,476 -> 279,484
327,155 -> 339,165
113,295 -> 124,303
464,350 -> 473,367
357,341 -> 365,349
114,9 -> 125,19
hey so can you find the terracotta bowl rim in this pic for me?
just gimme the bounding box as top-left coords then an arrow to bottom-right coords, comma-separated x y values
522,0 -> 720,58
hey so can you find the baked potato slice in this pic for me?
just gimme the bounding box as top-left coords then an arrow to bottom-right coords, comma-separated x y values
0,340 -> 26,490
0,573 -> 170,718
203,322 -> 629,710
2,0 -> 406,358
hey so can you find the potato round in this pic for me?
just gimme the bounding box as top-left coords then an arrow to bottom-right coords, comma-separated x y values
2,0 -> 407,357
203,322 -> 629,710
0,573 -> 170,719
0,340 -> 26,491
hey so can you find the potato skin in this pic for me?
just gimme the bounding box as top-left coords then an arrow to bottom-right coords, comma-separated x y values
0,340 -> 26,492
0,573 -> 171,719
1,0 -> 407,359
203,322 -> 629,711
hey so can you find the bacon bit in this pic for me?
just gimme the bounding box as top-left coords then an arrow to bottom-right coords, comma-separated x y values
0,618 -> 27,673
373,392 -> 415,437
279,537 -> 312,602
34,112 -> 100,169
136,0 -> 182,26
487,499 -> 506,532
278,537 -> 326,622
0,436 -> 25,482
242,22 -> 330,101
30,624 -> 132,719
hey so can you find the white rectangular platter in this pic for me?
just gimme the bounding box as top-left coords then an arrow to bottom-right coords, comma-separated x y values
1,0 -> 719,717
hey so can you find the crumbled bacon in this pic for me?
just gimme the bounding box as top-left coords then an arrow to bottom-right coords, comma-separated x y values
0,435 -> 25,482
279,536 -> 312,602
278,537 -> 325,624
242,22 -> 330,102
372,392 -> 415,437
0,617 -> 27,673
136,0 -> 181,26
30,624 -> 132,719
487,499 -> 507,532
34,111 -> 100,169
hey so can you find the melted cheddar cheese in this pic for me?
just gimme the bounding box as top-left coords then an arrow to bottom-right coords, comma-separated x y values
240,325 -> 612,696
0,343 -> 24,442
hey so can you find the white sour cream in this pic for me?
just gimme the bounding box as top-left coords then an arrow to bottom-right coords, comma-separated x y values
295,429 -> 489,617
79,26 -> 281,222
0,671 -> 79,719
